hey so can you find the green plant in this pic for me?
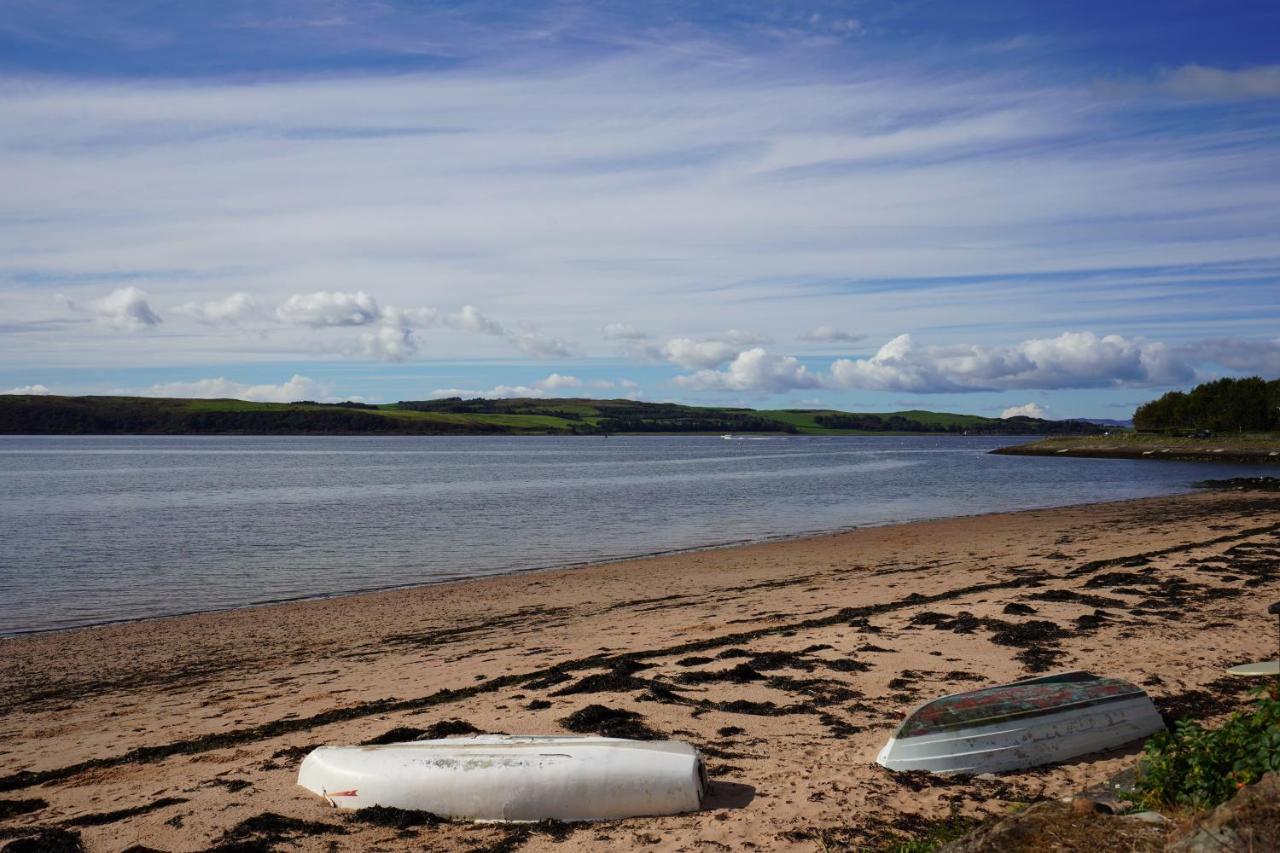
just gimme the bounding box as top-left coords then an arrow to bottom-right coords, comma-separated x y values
1133,685 -> 1280,810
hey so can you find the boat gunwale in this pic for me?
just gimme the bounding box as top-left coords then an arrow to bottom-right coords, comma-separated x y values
895,685 -> 1151,739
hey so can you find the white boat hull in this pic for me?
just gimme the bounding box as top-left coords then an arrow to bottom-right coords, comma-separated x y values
876,694 -> 1163,774
298,735 -> 706,822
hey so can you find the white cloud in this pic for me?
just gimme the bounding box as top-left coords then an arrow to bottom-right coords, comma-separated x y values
720,329 -> 771,347
381,305 -> 440,329
603,323 -> 649,341
428,384 -> 548,399
137,374 -> 326,402
428,372 -> 628,399
1001,402 -> 1047,419
172,292 -> 258,325
800,326 -> 864,344
538,373 -> 583,390
450,305 -> 504,336
277,291 -> 380,327
1185,338 -> 1280,376
661,337 -> 742,369
508,328 -> 574,359
3,384 -> 52,395
828,332 -> 1194,393
359,324 -> 417,362
675,348 -> 820,394
74,286 -> 162,331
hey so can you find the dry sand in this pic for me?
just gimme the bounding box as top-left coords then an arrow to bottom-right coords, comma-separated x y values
2,489 -> 1279,851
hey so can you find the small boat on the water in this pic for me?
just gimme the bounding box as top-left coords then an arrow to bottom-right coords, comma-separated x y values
298,735 -> 706,822
876,670 -> 1163,774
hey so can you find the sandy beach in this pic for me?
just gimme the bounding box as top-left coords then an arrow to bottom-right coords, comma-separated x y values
2,488 -> 1279,851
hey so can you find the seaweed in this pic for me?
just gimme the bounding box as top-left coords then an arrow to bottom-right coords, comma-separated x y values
348,805 -> 445,829
363,719 -> 481,745
716,726 -> 745,737
209,812 -> 346,851
1027,589 -> 1127,609
676,656 -> 714,667
64,797 -> 188,827
559,705 -> 663,740
676,664 -> 764,685
1002,602 -> 1038,615
1084,571 -> 1159,588
524,699 -> 551,710
0,800 -> 45,821
0,828 -> 84,853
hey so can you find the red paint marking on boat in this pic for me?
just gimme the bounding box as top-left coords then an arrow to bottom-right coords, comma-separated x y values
329,789 -> 359,797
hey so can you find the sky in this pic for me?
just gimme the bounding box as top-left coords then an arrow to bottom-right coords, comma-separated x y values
1,1 -> 1278,419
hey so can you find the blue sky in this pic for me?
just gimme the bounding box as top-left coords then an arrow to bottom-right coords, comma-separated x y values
1,1 -> 1278,418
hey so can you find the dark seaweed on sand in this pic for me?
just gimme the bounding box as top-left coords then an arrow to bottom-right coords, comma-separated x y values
559,705 -> 663,740
349,805 -> 445,829
209,812 -> 346,851
0,828 -> 84,853
362,718 -> 481,745
0,800 -> 45,821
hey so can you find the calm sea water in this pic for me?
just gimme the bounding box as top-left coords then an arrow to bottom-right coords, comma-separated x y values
0,434 -> 1265,634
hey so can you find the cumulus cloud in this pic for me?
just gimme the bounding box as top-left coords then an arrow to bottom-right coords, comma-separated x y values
538,373 -> 583,390
450,305 -> 504,336
800,326 -> 864,344
172,292 -> 258,325
675,348 -> 820,394
277,291 -> 380,327
137,374 -> 327,402
1001,402 -> 1047,419
3,384 -> 52,395
70,287 -> 162,331
603,323 -> 649,341
508,329 -> 574,359
828,332 -> 1194,393
428,373 -> 627,399
1184,338 -> 1280,376
661,337 -> 742,369
359,324 -> 417,362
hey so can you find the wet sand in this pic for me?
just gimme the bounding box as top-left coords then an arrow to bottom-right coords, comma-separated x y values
2,489 -> 1279,851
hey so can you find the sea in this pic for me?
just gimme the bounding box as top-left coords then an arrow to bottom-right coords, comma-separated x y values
0,434 -> 1265,635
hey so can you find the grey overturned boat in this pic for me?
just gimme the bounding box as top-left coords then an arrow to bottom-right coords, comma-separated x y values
876,670 -> 1163,774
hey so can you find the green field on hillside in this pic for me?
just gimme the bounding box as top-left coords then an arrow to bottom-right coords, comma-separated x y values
0,394 -> 1106,436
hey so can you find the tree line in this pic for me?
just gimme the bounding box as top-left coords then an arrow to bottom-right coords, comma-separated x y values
1133,377 -> 1280,433
812,413 -> 1102,435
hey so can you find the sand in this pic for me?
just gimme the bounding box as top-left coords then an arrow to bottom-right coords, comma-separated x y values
1,489 -> 1279,851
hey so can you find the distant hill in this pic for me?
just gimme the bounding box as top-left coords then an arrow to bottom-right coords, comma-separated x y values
0,394 -> 1106,436
1079,418 -> 1133,428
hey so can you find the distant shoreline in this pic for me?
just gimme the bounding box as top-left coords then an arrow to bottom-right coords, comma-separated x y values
993,434 -> 1280,465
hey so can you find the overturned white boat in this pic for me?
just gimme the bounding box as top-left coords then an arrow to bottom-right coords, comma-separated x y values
298,735 -> 706,822
876,670 -> 1164,775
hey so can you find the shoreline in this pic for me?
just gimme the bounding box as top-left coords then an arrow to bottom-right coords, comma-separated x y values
1,487 -> 1212,639
2,489 -> 1279,851
993,434 -> 1280,465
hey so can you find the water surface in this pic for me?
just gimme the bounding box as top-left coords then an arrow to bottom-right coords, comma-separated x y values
0,434 -> 1263,634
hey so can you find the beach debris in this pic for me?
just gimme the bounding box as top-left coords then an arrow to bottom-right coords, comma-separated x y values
209,812 -> 346,851
362,718 -> 482,745
0,827 -> 85,853
560,705 -> 662,740
876,670 -> 1163,774
297,735 -> 705,822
